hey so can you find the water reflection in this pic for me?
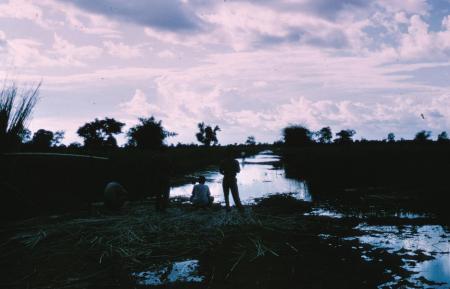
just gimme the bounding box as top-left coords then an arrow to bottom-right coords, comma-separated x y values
132,260 -> 204,286
170,151 -> 311,204
348,224 -> 450,288
305,208 -> 430,219
168,151 -> 448,288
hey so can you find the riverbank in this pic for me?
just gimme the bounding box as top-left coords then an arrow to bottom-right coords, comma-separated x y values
1,195 -> 447,289
282,144 -> 450,219
0,146 -> 264,219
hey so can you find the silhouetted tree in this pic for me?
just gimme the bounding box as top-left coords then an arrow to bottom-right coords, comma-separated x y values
387,132 -> 395,143
32,129 -> 53,148
335,129 -> 356,144
246,136 -> 256,146
315,126 -> 333,144
20,128 -> 31,143
437,131 -> 449,143
31,129 -> 64,149
196,122 -> 220,146
414,130 -> 431,143
127,117 -> 176,149
68,142 -> 82,148
0,82 -> 40,151
283,125 -> 313,146
77,118 -> 125,149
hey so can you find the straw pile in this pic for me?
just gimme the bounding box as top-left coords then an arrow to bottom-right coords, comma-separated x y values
0,196 -> 342,289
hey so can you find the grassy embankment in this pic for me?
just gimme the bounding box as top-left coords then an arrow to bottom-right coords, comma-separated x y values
0,195 -> 402,289
282,142 -> 450,218
0,146 -> 264,219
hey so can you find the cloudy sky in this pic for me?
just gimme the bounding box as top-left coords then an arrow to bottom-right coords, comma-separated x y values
1,0 -> 450,144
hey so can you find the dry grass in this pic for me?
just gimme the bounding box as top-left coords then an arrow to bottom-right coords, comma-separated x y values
0,197 -> 337,289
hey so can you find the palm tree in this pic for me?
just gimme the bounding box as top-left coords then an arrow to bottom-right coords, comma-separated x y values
0,82 -> 40,151
196,122 -> 220,146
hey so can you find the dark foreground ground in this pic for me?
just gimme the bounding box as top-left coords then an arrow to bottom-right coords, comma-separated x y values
1,194 -> 445,289
1,144 -> 449,288
0,146 -> 263,219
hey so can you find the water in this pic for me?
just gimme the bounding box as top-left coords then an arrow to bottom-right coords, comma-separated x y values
170,151 -> 311,204
346,224 -> 450,288
132,260 -> 204,285
305,208 -> 429,219
166,151 -> 449,288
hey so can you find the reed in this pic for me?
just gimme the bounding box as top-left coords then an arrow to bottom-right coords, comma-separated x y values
0,81 -> 40,151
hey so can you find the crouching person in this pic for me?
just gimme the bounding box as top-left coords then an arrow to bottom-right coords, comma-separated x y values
104,181 -> 128,210
190,176 -> 214,208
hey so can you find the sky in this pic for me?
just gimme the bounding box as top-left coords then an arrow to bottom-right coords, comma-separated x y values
1,0 -> 450,145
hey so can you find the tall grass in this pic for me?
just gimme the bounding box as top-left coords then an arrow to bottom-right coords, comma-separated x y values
0,81 -> 40,151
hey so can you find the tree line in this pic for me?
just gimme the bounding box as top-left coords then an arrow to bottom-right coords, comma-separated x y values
15,117 -> 225,150
1,82 -> 449,151
282,125 -> 449,146
0,82 -> 228,150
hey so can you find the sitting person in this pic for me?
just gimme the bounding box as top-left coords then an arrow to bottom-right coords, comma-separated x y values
104,181 -> 128,210
190,176 -> 214,207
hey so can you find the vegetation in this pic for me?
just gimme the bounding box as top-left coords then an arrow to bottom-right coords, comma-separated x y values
245,135 -> 256,146
126,117 -> 176,149
387,132 -> 395,142
437,131 -> 449,142
414,130 -> 431,142
282,125 -> 312,146
334,129 -> 356,144
196,122 -> 220,146
29,129 -> 65,149
77,118 -> 125,149
0,82 -> 40,151
315,126 -> 332,144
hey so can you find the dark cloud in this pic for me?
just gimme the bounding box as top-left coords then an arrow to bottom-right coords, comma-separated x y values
305,0 -> 369,17
236,0 -> 370,19
255,28 -> 349,49
301,29 -> 349,48
428,110 -> 444,119
59,0 -> 204,31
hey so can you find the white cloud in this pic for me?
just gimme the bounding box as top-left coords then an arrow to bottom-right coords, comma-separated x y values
157,49 -> 176,59
394,14 -> 450,61
0,0 -> 121,37
119,89 -> 162,117
253,81 -> 268,88
6,38 -> 54,67
58,2 -> 121,37
103,41 -> 142,58
0,0 -> 55,28
3,0 -> 450,144
0,33 -> 104,68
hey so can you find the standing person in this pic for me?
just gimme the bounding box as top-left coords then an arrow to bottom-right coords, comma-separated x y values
220,151 -> 243,211
190,176 -> 214,207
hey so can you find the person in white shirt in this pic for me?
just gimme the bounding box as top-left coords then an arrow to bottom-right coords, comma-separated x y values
190,176 -> 214,207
